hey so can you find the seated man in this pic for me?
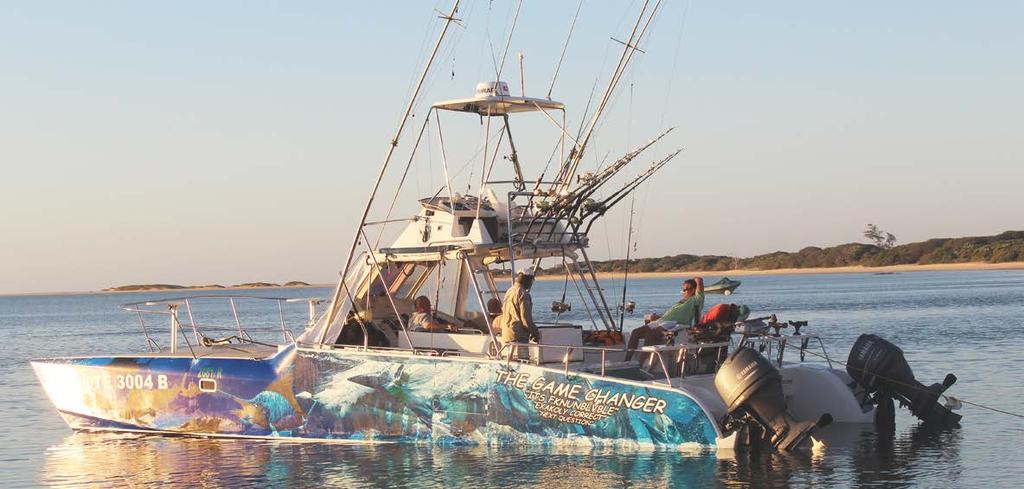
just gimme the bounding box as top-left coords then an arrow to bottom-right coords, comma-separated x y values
409,296 -> 456,333
486,297 -> 503,336
625,277 -> 704,362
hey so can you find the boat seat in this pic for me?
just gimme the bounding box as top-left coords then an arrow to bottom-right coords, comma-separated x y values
397,330 -> 493,355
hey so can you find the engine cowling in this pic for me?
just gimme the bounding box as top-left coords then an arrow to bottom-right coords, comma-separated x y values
846,334 -> 961,426
715,347 -> 831,451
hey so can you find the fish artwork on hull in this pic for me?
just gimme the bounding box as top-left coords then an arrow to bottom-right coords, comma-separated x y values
32,347 -> 720,447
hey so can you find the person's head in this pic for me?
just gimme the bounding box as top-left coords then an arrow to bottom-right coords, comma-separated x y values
681,279 -> 697,298
414,295 -> 432,313
516,268 -> 535,289
486,297 -> 502,316
735,304 -> 750,322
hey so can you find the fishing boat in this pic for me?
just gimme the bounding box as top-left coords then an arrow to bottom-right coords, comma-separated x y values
31,1 -> 961,451
704,277 -> 741,295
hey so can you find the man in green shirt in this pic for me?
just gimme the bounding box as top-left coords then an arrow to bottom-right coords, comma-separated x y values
624,277 -> 704,361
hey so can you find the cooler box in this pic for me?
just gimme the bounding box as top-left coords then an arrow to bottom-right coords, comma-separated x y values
529,325 -> 584,364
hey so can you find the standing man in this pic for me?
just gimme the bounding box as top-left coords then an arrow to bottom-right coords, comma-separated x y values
499,268 -> 540,347
624,277 -> 704,361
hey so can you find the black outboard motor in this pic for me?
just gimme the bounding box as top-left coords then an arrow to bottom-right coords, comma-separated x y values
715,347 -> 832,451
846,334 -> 961,426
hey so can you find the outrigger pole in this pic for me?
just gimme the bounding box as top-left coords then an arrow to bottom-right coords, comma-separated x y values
558,0 -> 663,190
320,0 -> 462,343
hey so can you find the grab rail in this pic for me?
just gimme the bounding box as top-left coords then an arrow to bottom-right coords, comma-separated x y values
735,332 -> 832,367
494,340 -> 731,385
121,295 -> 323,354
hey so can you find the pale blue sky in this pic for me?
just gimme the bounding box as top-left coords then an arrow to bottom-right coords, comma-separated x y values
1,1 -> 1021,294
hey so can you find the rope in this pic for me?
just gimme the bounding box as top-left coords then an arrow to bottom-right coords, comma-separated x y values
778,340 -> 1024,421
373,115 -> 433,250
658,0 -> 690,129
953,399 -> 1024,419
547,0 -> 585,99
495,0 -> 523,81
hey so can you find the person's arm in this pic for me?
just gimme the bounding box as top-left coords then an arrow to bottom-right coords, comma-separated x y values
522,293 -> 540,340
661,301 -> 691,332
663,323 -> 685,333
424,316 -> 444,332
691,277 -> 705,327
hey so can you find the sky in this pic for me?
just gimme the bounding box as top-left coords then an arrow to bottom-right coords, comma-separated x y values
1,1 -> 1021,294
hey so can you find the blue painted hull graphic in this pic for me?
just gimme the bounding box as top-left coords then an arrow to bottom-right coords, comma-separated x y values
31,346 -> 721,447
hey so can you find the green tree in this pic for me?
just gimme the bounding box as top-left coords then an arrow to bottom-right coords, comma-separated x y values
864,224 -> 897,250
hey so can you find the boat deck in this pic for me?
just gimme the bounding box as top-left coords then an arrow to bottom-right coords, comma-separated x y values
134,344 -> 281,360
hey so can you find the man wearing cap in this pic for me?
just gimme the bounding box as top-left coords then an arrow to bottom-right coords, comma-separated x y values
498,268 -> 540,348
625,277 -> 704,361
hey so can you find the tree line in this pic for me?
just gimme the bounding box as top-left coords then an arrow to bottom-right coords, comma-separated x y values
530,230 -> 1024,275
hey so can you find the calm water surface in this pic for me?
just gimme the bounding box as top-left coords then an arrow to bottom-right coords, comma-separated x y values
2,271 -> 1023,488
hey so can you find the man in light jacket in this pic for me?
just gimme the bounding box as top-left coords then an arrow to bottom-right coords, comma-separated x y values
499,268 -> 540,345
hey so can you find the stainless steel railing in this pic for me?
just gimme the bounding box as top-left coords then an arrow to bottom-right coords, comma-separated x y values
121,295 -> 324,356
736,332 -> 832,368
494,340 -> 731,385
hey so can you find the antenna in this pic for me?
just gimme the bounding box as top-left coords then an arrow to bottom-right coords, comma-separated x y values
518,52 -> 525,97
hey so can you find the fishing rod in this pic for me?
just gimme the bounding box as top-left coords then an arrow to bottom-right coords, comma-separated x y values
531,127 -> 674,234
617,195 -> 636,331
579,149 -> 679,236
562,128 -> 675,208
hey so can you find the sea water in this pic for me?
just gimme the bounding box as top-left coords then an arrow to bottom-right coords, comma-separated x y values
1,271 -> 1022,488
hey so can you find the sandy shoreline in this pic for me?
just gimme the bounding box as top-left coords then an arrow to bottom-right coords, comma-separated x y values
533,261 -> 1024,281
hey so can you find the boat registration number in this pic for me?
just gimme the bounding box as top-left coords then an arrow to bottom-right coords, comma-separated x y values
90,373 -> 170,391
116,373 -> 169,390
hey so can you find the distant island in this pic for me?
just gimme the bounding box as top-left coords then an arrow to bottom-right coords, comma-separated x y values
528,230 -> 1024,276
104,231 -> 1024,291
103,281 -> 313,292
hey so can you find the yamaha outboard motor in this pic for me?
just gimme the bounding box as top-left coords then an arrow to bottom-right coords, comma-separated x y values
715,347 -> 832,451
846,334 -> 961,426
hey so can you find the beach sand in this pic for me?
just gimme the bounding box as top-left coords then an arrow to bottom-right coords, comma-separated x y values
531,261 -> 1024,281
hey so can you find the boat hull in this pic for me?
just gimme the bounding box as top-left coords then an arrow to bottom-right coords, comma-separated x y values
32,346 -> 724,448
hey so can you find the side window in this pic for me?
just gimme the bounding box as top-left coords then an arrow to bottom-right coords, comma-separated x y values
394,263 -> 430,299
369,263 -> 404,297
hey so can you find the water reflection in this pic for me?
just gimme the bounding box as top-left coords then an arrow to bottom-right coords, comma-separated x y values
848,423 -> 964,488
41,423 -> 962,488
42,434 -> 720,488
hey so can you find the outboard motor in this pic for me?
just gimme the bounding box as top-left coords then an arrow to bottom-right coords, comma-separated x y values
715,347 -> 832,451
846,334 -> 961,426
